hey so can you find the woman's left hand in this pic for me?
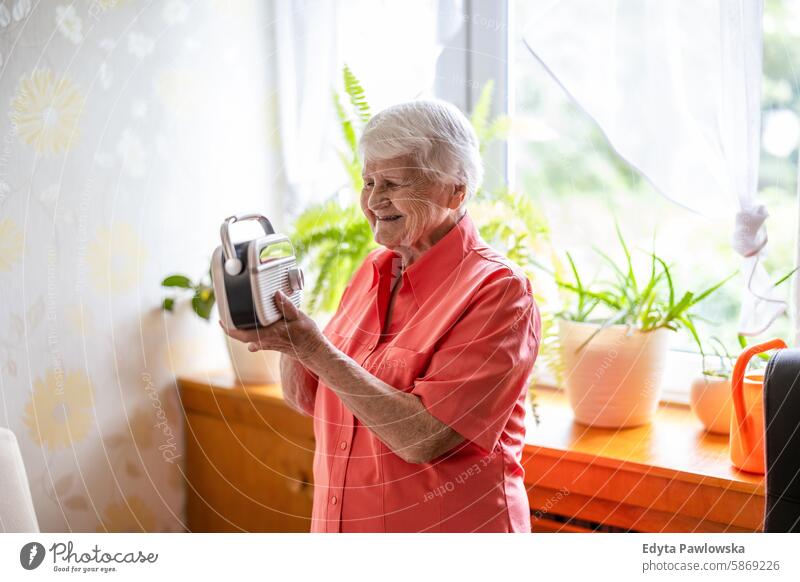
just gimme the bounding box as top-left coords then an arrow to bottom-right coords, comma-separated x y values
220,290 -> 326,364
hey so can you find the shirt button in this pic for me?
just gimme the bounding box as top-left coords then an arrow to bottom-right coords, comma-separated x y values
339,441 -> 348,450
330,495 -> 338,505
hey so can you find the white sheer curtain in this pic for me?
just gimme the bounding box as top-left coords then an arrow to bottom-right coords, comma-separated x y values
272,0 -> 338,214
522,0 -> 788,336
271,0 -> 451,215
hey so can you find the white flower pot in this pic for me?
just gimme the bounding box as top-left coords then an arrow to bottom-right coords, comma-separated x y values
689,375 -> 732,434
558,319 -> 671,428
153,301 -> 229,377
224,335 -> 281,385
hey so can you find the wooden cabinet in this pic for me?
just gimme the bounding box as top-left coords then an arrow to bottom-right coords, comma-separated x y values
179,374 -> 764,533
180,374 -> 315,532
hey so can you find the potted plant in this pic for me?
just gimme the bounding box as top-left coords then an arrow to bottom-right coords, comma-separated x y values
689,266 -> 797,433
550,224 -> 735,428
160,272 -> 281,384
689,337 -> 737,434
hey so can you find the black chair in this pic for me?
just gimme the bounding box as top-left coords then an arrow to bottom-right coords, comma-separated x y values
763,348 -> 800,532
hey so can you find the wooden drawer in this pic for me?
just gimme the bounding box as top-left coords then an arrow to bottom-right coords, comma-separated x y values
181,375 -> 316,532
185,412 -> 315,532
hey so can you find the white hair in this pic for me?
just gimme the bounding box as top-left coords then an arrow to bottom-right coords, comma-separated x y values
359,99 -> 484,200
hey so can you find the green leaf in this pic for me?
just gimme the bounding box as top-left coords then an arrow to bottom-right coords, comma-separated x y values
574,311 -> 630,353
651,254 -> 675,309
191,293 -> 213,320
689,271 -> 737,306
614,221 -> 637,297
343,64 -> 371,123
162,297 -> 175,311
161,275 -> 192,288
676,313 -> 705,359
471,80 -> 495,147
664,291 -> 694,323
333,92 -> 358,157
772,266 -> 799,288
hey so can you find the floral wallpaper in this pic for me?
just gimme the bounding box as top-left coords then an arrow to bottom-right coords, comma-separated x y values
0,0 -> 285,531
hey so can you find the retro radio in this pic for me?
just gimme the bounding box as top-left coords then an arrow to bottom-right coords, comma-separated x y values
211,213 -> 304,329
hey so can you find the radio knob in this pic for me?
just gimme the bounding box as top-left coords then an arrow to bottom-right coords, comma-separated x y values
288,267 -> 305,292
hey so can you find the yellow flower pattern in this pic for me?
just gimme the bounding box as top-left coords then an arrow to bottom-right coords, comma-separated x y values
9,69 -> 85,156
0,219 -> 24,272
24,370 -> 94,451
87,223 -> 147,294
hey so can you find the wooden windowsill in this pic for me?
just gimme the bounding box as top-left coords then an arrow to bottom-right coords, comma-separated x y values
523,385 -> 764,532
525,385 -> 763,495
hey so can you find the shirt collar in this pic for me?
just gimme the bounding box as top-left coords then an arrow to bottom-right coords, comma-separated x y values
369,212 -> 480,302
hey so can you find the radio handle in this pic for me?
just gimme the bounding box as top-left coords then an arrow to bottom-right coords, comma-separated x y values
220,214 -> 276,275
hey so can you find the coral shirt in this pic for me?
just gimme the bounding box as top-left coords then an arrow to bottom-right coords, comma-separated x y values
311,212 -> 541,532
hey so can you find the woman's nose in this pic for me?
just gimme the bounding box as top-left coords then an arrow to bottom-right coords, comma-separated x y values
367,185 -> 390,210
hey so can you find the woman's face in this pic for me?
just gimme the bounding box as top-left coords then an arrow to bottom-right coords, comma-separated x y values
360,155 -> 463,256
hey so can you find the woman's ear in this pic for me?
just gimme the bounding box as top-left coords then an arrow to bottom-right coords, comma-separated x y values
447,185 -> 467,210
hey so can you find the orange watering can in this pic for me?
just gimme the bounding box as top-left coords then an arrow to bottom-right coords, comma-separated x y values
730,338 -> 787,474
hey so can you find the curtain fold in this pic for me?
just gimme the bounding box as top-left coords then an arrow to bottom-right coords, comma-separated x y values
273,0 -> 338,214
522,0 -> 787,336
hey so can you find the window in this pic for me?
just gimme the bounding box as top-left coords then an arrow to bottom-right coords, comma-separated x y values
501,0 -> 799,397
327,0 -> 798,400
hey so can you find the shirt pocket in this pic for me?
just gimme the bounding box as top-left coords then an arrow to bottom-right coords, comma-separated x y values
364,345 -> 431,392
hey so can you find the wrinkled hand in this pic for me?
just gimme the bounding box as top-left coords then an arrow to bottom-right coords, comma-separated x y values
220,290 -> 327,364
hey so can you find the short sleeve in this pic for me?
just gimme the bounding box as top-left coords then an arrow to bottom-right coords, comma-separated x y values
411,271 -> 541,454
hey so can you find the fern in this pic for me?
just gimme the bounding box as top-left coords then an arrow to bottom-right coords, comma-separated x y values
470,80 -> 511,154
343,64 -> 371,123
470,80 -> 494,145
292,200 -> 376,314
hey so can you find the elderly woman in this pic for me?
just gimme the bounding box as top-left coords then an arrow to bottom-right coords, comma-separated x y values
224,100 -> 540,533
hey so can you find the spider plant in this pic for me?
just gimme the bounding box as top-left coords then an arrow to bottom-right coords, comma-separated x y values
702,333 -> 785,378
699,265 -> 799,378
551,222 -> 737,354
702,336 -> 737,378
